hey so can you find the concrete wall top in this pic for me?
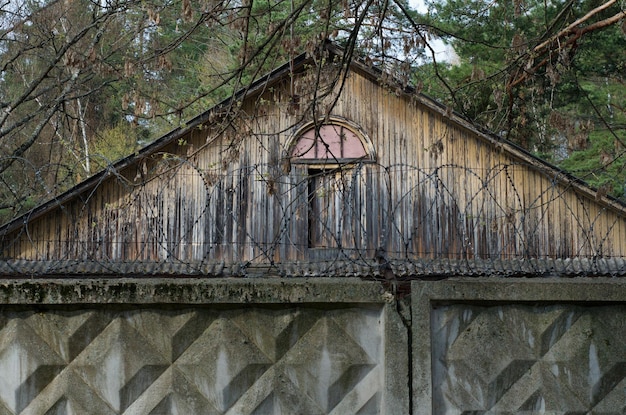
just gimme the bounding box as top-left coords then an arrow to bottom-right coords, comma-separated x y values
0,277 -> 387,305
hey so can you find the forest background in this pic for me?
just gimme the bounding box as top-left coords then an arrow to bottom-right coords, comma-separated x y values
0,0 -> 624,224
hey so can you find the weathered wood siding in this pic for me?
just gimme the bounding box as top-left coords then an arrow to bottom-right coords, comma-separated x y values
3,62 -> 626,262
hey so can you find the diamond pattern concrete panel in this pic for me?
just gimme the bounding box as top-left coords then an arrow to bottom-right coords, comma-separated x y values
431,304 -> 626,414
0,306 -> 383,415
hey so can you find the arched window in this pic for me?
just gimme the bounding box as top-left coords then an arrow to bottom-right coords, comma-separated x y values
291,123 -> 372,162
289,119 -> 374,250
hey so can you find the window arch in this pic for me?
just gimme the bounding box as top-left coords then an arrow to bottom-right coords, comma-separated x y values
289,118 -> 375,163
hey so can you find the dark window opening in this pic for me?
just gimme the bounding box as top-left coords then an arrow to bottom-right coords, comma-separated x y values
307,167 -> 353,249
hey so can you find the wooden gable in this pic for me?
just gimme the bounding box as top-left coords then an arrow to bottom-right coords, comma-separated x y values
2,47 -> 626,268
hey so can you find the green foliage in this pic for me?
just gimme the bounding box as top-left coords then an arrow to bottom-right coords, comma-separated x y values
0,0 -> 246,217
90,122 -> 147,170
421,0 -> 626,198
559,131 -> 626,199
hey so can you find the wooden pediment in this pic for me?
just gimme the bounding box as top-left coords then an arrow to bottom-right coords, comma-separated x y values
2,45 -> 626,275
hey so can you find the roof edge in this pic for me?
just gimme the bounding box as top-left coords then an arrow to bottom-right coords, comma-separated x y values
1,258 -> 625,278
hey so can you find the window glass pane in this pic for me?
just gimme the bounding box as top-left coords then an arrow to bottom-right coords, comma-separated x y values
292,125 -> 367,160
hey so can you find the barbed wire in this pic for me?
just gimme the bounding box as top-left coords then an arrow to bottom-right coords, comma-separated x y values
2,153 -> 626,278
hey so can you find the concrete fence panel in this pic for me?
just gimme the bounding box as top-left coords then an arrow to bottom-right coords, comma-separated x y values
0,279 -> 408,415
412,278 -> 626,415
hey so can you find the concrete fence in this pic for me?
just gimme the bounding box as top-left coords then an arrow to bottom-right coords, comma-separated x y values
0,277 -> 624,414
